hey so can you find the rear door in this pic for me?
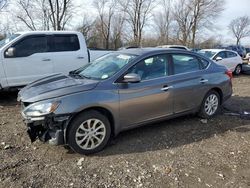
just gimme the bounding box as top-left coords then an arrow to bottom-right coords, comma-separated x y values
2,35 -> 53,86
118,54 -> 174,127
170,54 -> 210,113
50,34 -> 88,74
226,51 -> 240,71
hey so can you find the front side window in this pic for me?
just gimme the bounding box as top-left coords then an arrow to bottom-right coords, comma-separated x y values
75,53 -> 136,80
12,35 -> 47,57
215,51 -> 227,59
172,54 -> 201,74
51,34 -> 80,52
127,55 -> 169,80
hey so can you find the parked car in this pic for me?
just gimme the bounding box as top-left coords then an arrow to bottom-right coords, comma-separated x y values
245,47 -> 250,60
198,49 -> 243,75
226,45 -> 246,58
0,31 -> 112,90
157,45 -> 189,50
18,48 -> 233,154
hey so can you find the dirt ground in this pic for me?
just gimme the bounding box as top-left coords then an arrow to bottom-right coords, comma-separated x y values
0,76 -> 250,188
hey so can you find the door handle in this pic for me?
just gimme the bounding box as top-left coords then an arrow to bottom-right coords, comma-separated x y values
200,79 -> 208,83
42,58 -> 51,62
77,56 -> 84,59
161,86 -> 173,91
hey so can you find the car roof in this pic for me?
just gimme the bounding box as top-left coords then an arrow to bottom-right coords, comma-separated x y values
15,31 -> 81,35
119,47 -> 187,56
200,49 -> 237,53
200,49 -> 224,52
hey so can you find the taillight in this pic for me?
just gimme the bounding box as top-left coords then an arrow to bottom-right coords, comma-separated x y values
225,70 -> 233,80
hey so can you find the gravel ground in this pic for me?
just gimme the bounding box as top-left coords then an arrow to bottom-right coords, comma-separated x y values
0,75 -> 250,188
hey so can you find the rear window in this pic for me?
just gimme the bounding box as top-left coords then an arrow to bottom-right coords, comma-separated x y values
51,34 -> 80,52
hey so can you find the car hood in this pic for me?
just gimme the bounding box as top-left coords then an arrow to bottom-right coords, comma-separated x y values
18,74 -> 99,103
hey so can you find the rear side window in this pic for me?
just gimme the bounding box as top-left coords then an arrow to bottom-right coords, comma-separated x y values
172,54 -> 201,74
51,34 -> 80,52
227,51 -> 237,58
199,58 -> 210,69
12,35 -> 47,57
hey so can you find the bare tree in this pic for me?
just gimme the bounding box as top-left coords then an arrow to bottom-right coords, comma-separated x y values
16,0 -> 38,30
153,0 -> 172,45
173,0 -> 193,46
15,0 -> 73,31
110,11 -> 126,49
93,0 -> 116,49
48,0 -> 74,30
0,0 -> 7,11
189,0 -> 224,48
173,0 -> 224,47
229,16 -> 250,45
76,14 -> 94,43
120,0 -> 155,46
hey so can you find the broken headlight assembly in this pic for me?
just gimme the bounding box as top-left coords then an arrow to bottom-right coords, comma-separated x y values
23,101 -> 61,117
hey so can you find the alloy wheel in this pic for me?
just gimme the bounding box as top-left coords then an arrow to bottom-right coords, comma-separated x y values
204,94 -> 219,116
75,119 -> 106,150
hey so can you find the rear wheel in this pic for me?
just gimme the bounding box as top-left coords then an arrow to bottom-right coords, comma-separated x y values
199,90 -> 220,119
234,64 -> 242,75
67,110 -> 111,155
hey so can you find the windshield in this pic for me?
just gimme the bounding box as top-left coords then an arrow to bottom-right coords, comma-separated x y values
73,53 -> 137,80
0,34 -> 20,48
198,51 -> 217,59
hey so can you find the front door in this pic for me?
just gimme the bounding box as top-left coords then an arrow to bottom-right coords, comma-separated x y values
118,54 -> 174,127
2,35 -> 53,87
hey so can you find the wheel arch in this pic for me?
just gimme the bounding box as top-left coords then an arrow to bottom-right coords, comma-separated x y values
64,106 -> 116,144
208,87 -> 223,104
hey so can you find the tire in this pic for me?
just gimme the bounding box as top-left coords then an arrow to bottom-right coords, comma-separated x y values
198,90 -> 220,119
67,110 -> 111,155
234,64 -> 242,75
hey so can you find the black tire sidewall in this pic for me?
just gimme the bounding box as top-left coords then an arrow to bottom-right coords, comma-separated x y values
67,110 -> 111,155
234,64 -> 242,75
199,91 -> 220,119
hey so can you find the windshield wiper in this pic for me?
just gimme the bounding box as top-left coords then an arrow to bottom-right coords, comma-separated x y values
69,71 -> 92,79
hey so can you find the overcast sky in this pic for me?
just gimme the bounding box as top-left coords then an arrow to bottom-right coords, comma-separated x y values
76,0 -> 250,45
215,0 -> 250,45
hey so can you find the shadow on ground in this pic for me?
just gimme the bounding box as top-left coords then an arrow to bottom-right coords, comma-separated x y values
0,91 -> 18,107
1,91 -> 250,156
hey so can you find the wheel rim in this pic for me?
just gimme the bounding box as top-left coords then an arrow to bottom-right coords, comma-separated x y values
235,65 -> 241,74
75,119 -> 106,150
204,94 -> 219,116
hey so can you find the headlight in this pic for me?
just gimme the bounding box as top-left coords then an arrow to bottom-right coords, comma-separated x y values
23,101 -> 60,117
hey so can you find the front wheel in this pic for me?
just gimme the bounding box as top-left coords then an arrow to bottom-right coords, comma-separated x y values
67,110 -> 111,155
198,90 -> 220,119
234,64 -> 242,75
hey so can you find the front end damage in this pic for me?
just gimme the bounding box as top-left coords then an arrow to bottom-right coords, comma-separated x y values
22,110 -> 70,146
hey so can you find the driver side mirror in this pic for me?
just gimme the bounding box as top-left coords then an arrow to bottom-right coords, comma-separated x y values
5,47 -> 16,57
215,56 -> 223,61
123,73 -> 141,83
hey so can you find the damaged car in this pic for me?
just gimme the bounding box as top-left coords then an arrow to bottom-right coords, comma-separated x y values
18,48 -> 233,154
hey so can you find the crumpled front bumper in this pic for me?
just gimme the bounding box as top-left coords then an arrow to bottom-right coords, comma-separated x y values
22,113 -> 70,146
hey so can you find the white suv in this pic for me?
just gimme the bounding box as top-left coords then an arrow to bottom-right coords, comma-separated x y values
198,49 -> 243,75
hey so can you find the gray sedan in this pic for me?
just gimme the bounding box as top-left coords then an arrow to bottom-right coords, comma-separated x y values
18,48 -> 233,154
